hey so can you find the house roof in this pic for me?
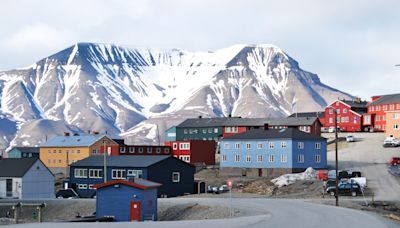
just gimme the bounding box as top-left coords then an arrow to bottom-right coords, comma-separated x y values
71,155 -> 171,168
222,128 -> 326,141
370,93 -> 400,106
0,158 -> 39,177
41,135 -> 107,147
94,179 -> 161,190
177,117 -> 269,128
268,117 -> 319,126
337,100 -> 368,108
12,147 -> 40,154
288,112 -> 325,118
112,139 -> 125,146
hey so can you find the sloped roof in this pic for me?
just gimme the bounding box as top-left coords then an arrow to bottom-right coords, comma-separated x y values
288,112 -> 325,118
71,155 -> 170,168
341,100 -> 368,108
268,117 -> 319,126
370,93 -> 400,105
41,135 -> 106,147
94,179 -> 161,190
222,128 -> 326,141
13,147 -> 40,154
0,158 -> 38,177
177,117 -> 269,128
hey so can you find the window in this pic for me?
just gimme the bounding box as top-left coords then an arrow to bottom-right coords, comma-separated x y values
66,149 -> 69,155
202,129 -> 207,134
246,143 -> 251,149
173,143 -> 177,149
394,113 -> 400,119
147,147 -> 152,153
184,129 -> 188,134
336,109 -> 340,114
59,149 -> 62,154
224,143 -> 230,149
120,147 -> 126,153
138,148 -> 144,153
315,143 -> 321,149
74,169 -> 87,178
376,115 -> 381,121
336,117 -> 340,123
225,126 -> 238,133
329,109 -> 333,114
235,143 -> 240,149
246,155 -> 251,162
382,115 -> 386,121
127,170 -> 142,178
53,159 -> 56,163
208,128 -> 212,133
48,159 -> 51,164
112,169 -> 126,179
89,169 -> 103,178
397,104 -> 400,110
58,159 -> 62,163
298,154 -> 304,163
281,142 -> 286,148
78,184 -> 88,189
383,105 -> 387,111
257,143 -> 263,149
77,150 -> 80,154
180,155 -> 190,162
343,108 -> 347,113
164,148 -> 170,153
257,155 -> 263,162
214,128 -> 218,133
394,125 -> 399,130
88,184 -> 95,190
48,149 -> 50,154
390,104 -> 394,110
376,105 -> 380,111
269,142 -> 274,149
71,149 -> 75,154
298,142 -> 304,149
315,155 -> 321,163
235,155 -> 240,162
222,155 -> 227,162
281,155 -> 287,163
329,118 -> 333,124
370,106 -> 374,112
268,155 -> 275,163
156,148 -> 161,153
92,149 -> 97,154
172,172 -> 180,182
179,143 -> 190,150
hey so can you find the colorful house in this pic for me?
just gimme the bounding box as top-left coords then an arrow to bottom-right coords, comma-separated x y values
363,93 -> 400,132
268,117 -> 322,136
164,140 -> 216,165
324,99 -> 368,132
384,110 -> 400,138
95,179 -> 160,222
220,128 -> 327,177
69,155 -> 195,198
8,147 -> 40,158
0,158 -> 54,199
40,134 -> 118,174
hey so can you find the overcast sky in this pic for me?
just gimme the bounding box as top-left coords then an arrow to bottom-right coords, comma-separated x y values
0,0 -> 399,99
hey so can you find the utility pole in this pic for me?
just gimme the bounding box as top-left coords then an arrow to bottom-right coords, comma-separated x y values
334,107 -> 339,206
103,139 -> 107,183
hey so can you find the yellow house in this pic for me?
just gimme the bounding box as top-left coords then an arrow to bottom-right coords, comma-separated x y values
40,135 -> 117,174
385,110 -> 400,138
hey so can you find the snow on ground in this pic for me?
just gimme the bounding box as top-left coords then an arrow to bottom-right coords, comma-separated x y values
271,167 -> 317,188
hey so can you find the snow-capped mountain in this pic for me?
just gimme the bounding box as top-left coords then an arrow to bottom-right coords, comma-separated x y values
0,43 -> 351,150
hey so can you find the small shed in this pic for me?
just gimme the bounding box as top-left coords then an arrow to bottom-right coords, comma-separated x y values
94,179 -> 161,222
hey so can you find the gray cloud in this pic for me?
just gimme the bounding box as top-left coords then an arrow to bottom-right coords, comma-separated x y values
0,0 -> 399,99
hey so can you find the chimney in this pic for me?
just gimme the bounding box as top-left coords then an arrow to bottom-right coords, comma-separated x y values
198,116 -> 202,119
264,123 -> 269,130
64,132 -> 70,136
228,114 -> 232,118
355,97 -> 361,103
92,131 -> 99,135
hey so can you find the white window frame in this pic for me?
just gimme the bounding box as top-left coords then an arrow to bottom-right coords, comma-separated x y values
74,169 -> 87,178
315,155 -> 321,163
235,154 -> 240,162
280,154 -> 287,163
246,143 -> 251,149
172,172 -> 180,183
120,147 -> 126,153
88,184 -> 95,189
214,128 -> 218,133
112,169 -> 126,179
222,155 -> 227,162
127,169 -> 142,178
298,142 -> 304,149
138,148 -> 144,153
89,169 -> 103,179
257,143 -> 263,149
246,155 -> 251,162
268,154 -> 274,163
269,142 -> 274,149
281,142 -> 287,148
164,148 -> 170,154
257,155 -> 263,162
179,143 -> 190,150
156,148 -> 161,153
78,184 -> 88,189
298,154 -> 304,163
129,147 -> 135,153
147,147 -> 152,153
179,155 -> 191,163
173,143 -> 177,149
224,143 -> 230,149
235,143 -> 240,149
315,143 -> 321,149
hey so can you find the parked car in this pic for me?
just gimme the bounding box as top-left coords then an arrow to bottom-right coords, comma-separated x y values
346,135 -> 355,142
327,170 -> 362,180
326,182 -> 362,197
56,188 -> 79,199
317,170 -> 328,181
207,185 -> 218,193
383,138 -> 400,147
218,185 -> 229,193
389,157 -> 400,166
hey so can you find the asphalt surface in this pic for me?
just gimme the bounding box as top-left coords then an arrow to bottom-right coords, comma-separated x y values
326,133 -> 400,201
6,198 -> 398,228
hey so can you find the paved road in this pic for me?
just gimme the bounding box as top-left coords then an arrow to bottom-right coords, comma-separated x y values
326,132 -> 400,200
6,198 -> 398,228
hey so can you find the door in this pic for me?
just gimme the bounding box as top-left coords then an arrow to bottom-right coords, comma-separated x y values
130,201 -> 141,221
6,179 -> 12,197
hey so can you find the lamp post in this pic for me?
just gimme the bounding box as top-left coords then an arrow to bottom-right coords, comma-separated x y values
103,139 -> 107,183
328,106 -> 339,206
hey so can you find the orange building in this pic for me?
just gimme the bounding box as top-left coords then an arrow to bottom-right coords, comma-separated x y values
385,110 -> 400,138
40,134 -> 117,174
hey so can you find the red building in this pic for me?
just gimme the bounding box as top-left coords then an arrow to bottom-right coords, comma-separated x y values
363,93 -> 400,132
99,139 -> 172,156
164,140 -> 215,166
324,99 -> 368,132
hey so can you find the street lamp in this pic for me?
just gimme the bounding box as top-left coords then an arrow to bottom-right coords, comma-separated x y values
328,106 -> 339,206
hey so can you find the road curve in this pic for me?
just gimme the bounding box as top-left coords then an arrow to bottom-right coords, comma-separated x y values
8,198 -> 398,228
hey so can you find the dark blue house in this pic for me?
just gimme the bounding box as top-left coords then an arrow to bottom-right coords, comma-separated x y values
95,179 -> 160,222
69,155 -> 195,198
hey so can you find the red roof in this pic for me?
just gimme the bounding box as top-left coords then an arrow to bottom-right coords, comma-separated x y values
94,179 -> 161,190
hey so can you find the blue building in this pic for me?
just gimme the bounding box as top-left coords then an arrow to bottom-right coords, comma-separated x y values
220,128 -> 327,177
8,147 -> 40,158
69,155 -> 195,198
95,179 -> 160,222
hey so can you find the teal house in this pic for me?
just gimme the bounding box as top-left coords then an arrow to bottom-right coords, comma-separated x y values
8,147 -> 40,158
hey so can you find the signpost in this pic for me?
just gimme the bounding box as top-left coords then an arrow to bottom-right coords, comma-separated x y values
227,180 -> 233,217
